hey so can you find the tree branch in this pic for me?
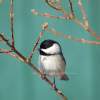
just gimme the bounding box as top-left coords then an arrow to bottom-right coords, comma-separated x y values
68,0 -> 75,18
0,33 -> 68,100
45,27 -> 100,45
45,0 -> 70,19
45,0 -> 62,11
32,0 -> 100,40
10,0 -> 15,49
78,0 -> 88,25
0,48 -> 13,53
28,31 -> 44,62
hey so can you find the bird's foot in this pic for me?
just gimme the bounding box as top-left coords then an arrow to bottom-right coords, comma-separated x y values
52,83 -> 56,89
57,90 -> 62,94
41,73 -> 46,80
39,67 -> 46,80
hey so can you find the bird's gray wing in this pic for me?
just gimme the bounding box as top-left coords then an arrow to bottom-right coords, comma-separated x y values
60,52 -> 66,65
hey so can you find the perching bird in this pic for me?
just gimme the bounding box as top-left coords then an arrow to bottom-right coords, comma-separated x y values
38,39 -> 69,87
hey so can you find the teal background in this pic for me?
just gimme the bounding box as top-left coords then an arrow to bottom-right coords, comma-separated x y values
0,0 -> 100,100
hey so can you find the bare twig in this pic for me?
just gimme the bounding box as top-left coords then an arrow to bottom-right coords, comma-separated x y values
31,8 -> 100,41
78,0 -> 88,26
10,0 -> 15,49
45,27 -> 100,45
45,0 -> 70,19
44,0 -> 100,40
77,0 -> 100,40
45,0 -> 62,11
31,8 -> 100,40
0,48 -> 13,53
68,0 -> 75,18
28,31 -> 44,62
31,9 -> 66,19
28,22 -> 48,62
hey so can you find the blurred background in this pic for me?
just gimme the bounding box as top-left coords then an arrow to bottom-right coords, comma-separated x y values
0,0 -> 100,100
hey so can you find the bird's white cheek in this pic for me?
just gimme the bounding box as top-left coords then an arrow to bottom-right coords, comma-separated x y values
41,43 -> 60,54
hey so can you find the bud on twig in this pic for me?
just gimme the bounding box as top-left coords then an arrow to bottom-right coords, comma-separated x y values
31,9 -> 38,15
41,22 -> 48,30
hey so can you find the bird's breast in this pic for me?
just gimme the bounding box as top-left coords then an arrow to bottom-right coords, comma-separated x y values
40,55 -> 66,76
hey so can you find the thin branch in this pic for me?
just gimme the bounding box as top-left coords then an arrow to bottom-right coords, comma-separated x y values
45,0 -> 62,11
28,31 -> 44,62
68,0 -> 75,18
31,9 -> 66,19
45,27 -> 100,45
77,0 -> 100,40
78,0 -> 88,25
37,11 -> 100,41
73,17 -> 100,40
87,27 -> 100,40
0,33 -> 67,100
10,0 -> 15,49
31,7 -> 100,40
0,48 -> 13,53
28,23 -> 48,61
43,0 -> 100,40
45,0 -> 70,19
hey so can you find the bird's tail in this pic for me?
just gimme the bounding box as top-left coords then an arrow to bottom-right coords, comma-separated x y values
60,74 -> 69,80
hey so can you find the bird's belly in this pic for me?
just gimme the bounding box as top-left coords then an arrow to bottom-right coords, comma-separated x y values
40,55 -> 65,76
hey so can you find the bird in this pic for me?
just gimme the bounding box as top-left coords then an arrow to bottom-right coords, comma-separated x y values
38,39 -> 69,88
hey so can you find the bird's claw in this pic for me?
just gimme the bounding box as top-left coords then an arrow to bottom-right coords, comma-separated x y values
41,74 -> 46,80
52,83 -> 56,89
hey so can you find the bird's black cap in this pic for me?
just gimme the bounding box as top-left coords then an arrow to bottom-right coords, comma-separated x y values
40,39 -> 59,49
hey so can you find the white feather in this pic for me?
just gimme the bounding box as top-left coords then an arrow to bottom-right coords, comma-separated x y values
40,54 -> 66,76
41,43 -> 60,54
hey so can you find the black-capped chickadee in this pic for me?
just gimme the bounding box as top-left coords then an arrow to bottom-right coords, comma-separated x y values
39,39 -> 69,87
